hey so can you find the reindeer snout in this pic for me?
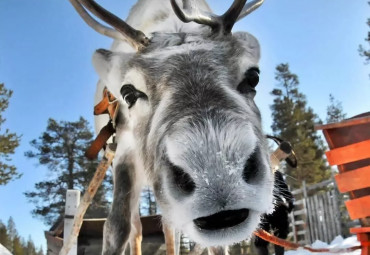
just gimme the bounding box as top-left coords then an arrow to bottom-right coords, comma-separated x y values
193,209 -> 249,231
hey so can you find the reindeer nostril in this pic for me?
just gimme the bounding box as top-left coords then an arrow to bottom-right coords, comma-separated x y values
194,209 -> 249,231
243,150 -> 259,183
169,162 -> 196,194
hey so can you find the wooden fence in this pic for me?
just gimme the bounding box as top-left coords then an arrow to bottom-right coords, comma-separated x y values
289,179 -> 359,244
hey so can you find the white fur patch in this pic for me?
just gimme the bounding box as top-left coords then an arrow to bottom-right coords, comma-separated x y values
147,90 -> 173,159
165,118 -> 257,173
143,41 -> 216,60
122,68 -> 148,95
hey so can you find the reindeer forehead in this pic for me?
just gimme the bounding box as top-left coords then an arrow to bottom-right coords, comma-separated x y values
125,32 -> 260,92
137,32 -> 258,66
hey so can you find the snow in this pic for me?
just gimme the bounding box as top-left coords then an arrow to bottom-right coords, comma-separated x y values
0,244 -> 12,255
286,236 -> 360,255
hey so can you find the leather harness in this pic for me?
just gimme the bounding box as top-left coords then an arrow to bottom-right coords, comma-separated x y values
85,88 -> 119,160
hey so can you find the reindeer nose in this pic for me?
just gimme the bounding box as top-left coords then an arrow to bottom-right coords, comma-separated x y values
193,209 -> 249,230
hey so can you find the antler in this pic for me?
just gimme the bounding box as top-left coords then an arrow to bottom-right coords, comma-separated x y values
237,0 -> 264,21
170,0 -> 264,35
69,0 -> 149,51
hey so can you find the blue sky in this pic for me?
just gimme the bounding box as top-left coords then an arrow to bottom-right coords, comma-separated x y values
0,0 -> 369,251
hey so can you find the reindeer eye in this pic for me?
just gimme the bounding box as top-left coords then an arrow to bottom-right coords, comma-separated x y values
237,67 -> 260,95
246,67 -> 260,88
243,150 -> 259,183
120,84 -> 148,108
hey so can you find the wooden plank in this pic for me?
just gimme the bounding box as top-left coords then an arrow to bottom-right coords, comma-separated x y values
330,180 -> 342,235
315,116 -> 370,131
306,179 -> 333,191
323,192 -> 330,242
64,190 -> 80,255
292,188 -> 303,195
319,194 -> 329,243
307,196 -> 315,243
298,240 -> 306,245
326,139 -> 370,166
59,145 -> 116,255
290,211 -> 297,243
317,194 -> 325,241
350,227 -> 370,234
294,200 -> 304,206
294,199 -> 304,207
325,191 -> 334,242
346,220 -> 361,229
311,195 -> 319,242
302,181 -> 310,244
335,166 -> 370,193
328,190 -> 338,240
293,209 -> 306,216
297,230 -> 306,235
45,233 -> 63,255
294,220 -> 305,226
346,195 -> 370,219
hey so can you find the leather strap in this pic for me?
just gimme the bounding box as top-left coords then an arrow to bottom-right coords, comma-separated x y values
85,121 -> 115,160
85,88 -> 119,160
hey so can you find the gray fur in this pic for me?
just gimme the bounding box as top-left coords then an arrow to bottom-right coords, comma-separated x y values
92,3 -> 274,255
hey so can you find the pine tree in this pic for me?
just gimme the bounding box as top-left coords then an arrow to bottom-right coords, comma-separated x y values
12,235 -> 24,255
25,117 -> 111,225
26,236 -> 36,255
326,94 -> 347,123
36,246 -> 44,255
270,63 -> 331,188
13,235 -> 25,255
140,187 -> 157,216
0,83 -> 21,185
0,220 -> 9,249
6,217 -> 17,252
358,2 -> 370,67
0,217 -> 43,254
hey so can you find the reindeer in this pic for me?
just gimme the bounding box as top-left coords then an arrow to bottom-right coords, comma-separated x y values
69,0 -> 274,254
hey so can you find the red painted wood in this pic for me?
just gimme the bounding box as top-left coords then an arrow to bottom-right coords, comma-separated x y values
335,166 -> 370,193
351,227 -> 370,234
346,196 -> 370,220
326,140 -> 370,166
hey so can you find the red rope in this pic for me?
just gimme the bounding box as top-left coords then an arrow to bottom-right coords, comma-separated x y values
254,229 -> 362,253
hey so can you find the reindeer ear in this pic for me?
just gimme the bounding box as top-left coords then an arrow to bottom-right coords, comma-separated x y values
92,49 -> 115,82
234,32 -> 261,62
92,49 -> 134,96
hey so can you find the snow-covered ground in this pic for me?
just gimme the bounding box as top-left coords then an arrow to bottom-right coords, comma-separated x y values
0,244 -> 12,255
286,236 -> 360,255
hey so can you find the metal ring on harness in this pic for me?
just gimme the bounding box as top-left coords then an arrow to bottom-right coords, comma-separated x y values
266,135 -> 298,168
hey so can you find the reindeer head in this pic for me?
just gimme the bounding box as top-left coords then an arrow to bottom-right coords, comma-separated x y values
71,0 -> 274,246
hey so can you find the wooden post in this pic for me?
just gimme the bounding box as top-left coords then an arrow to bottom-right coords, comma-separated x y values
330,170 -> 342,236
302,181 -> 311,244
64,190 -> 80,255
163,223 -> 176,255
290,212 -> 297,243
59,143 -> 116,255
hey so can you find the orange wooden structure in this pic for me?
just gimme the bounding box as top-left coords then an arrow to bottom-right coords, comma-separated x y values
316,112 -> 370,255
